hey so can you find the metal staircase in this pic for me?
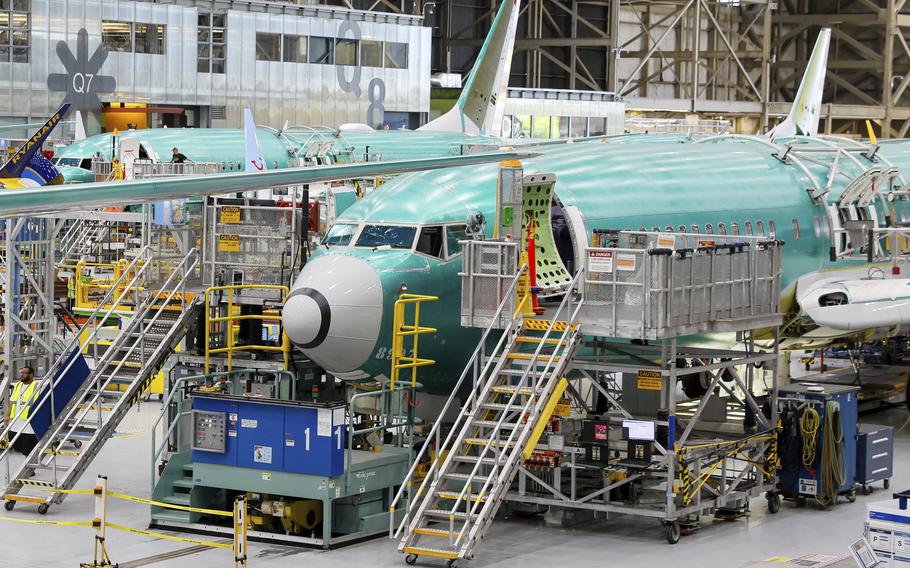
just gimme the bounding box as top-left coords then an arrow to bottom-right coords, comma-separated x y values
391,267 -> 585,565
0,247 -> 200,513
57,219 -> 108,265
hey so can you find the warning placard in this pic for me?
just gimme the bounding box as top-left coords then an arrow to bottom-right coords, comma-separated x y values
218,234 -> 240,252
636,370 -> 662,391
588,250 -> 613,273
616,254 -> 637,271
220,206 -> 241,224
656,234 -> 676,249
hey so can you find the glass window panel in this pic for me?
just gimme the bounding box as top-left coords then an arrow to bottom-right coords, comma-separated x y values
212,29 -> 224,44
570,117 -> 586,138
416,226 -> 444,258
255,32 -> 280,62
197,43 -> 210,58
197,58 -> 209,73
11,46 -> 26,62
335,38 -> 357,66
135,23 -> 149,53
309,36 -> 333,64
558,117 -> 569,138
197,13 -> 210,27
0,29 -> 8,44
11,12 -> 26,31
283,35 -> 305,63
211,59 -> 225,74
11,30 -> 26,45
12,0 -> 27,10
0,46 -> 9,61
0,1 -> 9,9
0,14 -> 9,27
355,225 -> 416,249
212,14 -> 225,28
323,223 -> 358,246
589,117 -> 606,136
197,28 -> 210,44
446,225 -> 469,257
361,40 -> 382,67
102,21 -> 132,53
211,44 -> 224,59
384,41 -> 407,68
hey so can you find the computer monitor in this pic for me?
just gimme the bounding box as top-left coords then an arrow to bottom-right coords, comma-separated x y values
622,419 -> 656,442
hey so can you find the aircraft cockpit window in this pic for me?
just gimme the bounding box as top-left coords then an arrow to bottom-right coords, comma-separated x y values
323,223 -> 358,246
356,224 -> 416,249
416,226 -> 445,258
446,225 -> 469,257
80,158 -> 92,170
56,157 -> 80,168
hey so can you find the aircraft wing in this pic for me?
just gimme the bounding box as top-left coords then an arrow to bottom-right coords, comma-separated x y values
0,151 -> 526,217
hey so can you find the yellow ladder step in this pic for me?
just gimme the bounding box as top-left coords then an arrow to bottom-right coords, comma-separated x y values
402,546 -> 459,560
523,319 -> 576,332
506,353 -> 560,362
465,438 -> 514,447
491,385 -> 539,395
436,491 -> 487,503
515,336 -> 565,345
3,494 -> 45,503
413,527 -> 462,539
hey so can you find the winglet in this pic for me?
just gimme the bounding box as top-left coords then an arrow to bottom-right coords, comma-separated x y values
419,0 -> 520,136
768,28 -> 830,141
243,108 -> 267,173
0,103 -> 71,179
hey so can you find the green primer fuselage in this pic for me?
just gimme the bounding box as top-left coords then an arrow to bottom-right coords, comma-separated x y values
304,135 -> 910,395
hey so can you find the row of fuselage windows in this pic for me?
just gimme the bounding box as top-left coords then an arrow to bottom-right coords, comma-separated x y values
640,219 -> 799,239
324,222 -> 468,259
255,33 -> 408,69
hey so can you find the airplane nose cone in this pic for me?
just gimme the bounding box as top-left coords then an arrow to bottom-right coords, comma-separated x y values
284,255 -> 383,373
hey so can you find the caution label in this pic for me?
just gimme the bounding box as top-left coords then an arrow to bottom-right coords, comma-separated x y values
218,234 -> 240,252
588,250 -> 613,273
637,370 -> 662,391
220,206 -> 241,224
616,254 -> 637,271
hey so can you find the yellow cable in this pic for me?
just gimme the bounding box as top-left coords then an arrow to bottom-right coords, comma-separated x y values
800,407 -> 819,469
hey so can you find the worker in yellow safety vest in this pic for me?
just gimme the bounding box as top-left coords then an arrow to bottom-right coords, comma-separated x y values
8,366 -> 40,455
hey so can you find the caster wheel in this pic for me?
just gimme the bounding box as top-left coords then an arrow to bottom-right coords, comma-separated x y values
767,492 -> 781,514
847,490 -> 857,503
4,500 -> 14,511
885,479 -> 891,490
863,485 -> 872,496
405,554 -> 418,565
37,503 -> 49,515
666,522 -> 681,545
446,560 -> 458,568
158,394 -> 164,402
73,440 -> 82,449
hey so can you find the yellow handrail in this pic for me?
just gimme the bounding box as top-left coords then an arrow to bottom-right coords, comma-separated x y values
390,293 -> 438,391
204,284 -> 290,373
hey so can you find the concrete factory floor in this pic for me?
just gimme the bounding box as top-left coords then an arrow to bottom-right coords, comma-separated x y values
1,402 -> 908,568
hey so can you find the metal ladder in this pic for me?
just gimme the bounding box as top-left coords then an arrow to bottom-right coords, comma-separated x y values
392,267 -> 585,564
57,219 -> 109,265
0,248 -> 200,513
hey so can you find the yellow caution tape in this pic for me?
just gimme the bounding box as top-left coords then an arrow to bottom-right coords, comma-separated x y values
106,522 -> 232,549
0,515 -> 92,527
107,491 -> 233,518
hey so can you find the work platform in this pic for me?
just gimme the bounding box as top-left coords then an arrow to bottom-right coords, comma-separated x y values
391,230 -> 784,564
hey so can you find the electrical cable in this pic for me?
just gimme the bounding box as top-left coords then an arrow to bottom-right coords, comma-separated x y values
817,400 -> 845,507
800,406 -> 819,469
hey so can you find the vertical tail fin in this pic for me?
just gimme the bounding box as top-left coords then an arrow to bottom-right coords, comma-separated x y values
768,28 -> 831,141
243,108 -> 266,172
419,0 -> 521,136
0,103 -> 71,180
74,110 -> 86,141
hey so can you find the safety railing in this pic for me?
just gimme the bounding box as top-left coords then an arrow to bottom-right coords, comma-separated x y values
346,383 -> 416,491
1,249 -> 199,502
459,239 -> 520,329
132,160 -> 222,178
72,258 -> 146,310
0,247 -> 153,478
390,294 -> 438,391
444,268 -> 585,552
583,231 -> 782,339
150,369 -> 253,493
389,264 -> 528,541
204,285 -> 290,373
